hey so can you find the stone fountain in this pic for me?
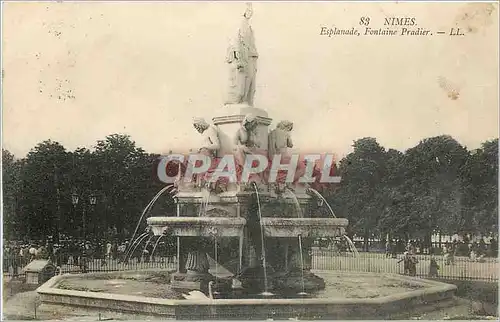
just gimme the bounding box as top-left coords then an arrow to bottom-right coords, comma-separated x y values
36,4 -> 460,319
147,2 -> 347,296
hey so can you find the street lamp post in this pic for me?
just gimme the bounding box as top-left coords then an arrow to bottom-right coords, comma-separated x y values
72,191 -> 80,239
89,193 -> 97,239
72,191 -> 97,242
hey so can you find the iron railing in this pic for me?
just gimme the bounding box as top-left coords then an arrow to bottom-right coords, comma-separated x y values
3,250 -> 498,282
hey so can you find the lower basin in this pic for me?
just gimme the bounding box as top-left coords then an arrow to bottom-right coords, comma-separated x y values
37,270 -> 457,320
147,217 -> 246,237
261,218 -> 348,238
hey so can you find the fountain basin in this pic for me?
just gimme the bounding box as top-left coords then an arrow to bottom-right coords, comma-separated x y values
147,217 -> 246,237
260,218 -> 348,238
37,270 -> 458,320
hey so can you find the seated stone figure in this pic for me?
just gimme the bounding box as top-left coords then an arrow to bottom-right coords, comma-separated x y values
268,120 -> 293,159
193,117 -> 220,157
234,114 -> 269,188
192,118 -> 225,191
268,120 -> 305,192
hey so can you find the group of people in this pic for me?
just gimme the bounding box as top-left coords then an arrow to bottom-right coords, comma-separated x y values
384,239 -> 432,258
3,237 -> 177,276
390,237 -> 498,278
397,251 -> 420,276
396,242 -> 442,278
441,238 -> 497,264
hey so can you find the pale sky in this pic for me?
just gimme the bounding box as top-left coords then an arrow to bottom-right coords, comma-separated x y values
2,2 -> 498,158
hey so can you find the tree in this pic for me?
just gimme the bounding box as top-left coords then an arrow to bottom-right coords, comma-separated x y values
377,148 -> 407,239
17,140 -> 71,240
402,135 -> 469,239
462,139 -> 498,234
93,134 -> 170,238
4,132 -> 496,247
2,149 -> 23,239
332,138 -> 388,249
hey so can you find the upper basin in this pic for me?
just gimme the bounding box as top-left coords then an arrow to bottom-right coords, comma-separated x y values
147,216 -> 246,237
260,218 -> 348,238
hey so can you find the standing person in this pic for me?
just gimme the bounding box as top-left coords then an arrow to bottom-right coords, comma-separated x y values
18,244 -> 26,267
407,240 -> 416,254
46,240 -> 54,263
117,243 -> 126,264
479,239 -> 486,257
37,244 -> 48,260
54,244 -> 62,267
450,241 -> 457,265
142,247 -> 150,264
98,242 -> 107,267
106,241 -> 112,263
428,255 -> 440,277
79,244 -> 88,273
490,237 -> 497,257
29,243 -> 37,262
10,245 -> 19,277
385,240 -> 391,258
391,240 -> 397,258
4,245 -> 11,273
19,245 -> 27,268
70,241 -> 79,266
398,252 -> 410,275
111,241 -> 118,261
408,251 -> 419,276
470,243 -> 477,262
416,239 -> 422,254
123,241 -> 130,265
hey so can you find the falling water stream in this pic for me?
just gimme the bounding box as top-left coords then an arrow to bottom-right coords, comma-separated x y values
151,235 -> 164,259
253,182 -> 273,296
297,235 -> 307,296
126,233 -> 150,264
214,237 -> 220,296
126,185 -> 175,259
286,188 -> 303,218
198,185 -> 210,217
286,187 -> 307,294
307,188 -> 336,218
124,232 -> 148,262
307,188 -> 359,257
141,235 -> 155,259
342,235 -> 359,256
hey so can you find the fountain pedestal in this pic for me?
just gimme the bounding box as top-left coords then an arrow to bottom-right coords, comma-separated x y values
171,246 -> 215,292
171,250 -> 215,292
212,104 -> 272,158
273,238 -> 326,293
185,250 -> 210,278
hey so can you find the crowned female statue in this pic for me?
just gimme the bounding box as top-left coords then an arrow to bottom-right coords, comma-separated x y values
225,3 -> 258,106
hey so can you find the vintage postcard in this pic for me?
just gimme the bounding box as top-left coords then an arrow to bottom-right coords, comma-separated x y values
1,1 -> 498,320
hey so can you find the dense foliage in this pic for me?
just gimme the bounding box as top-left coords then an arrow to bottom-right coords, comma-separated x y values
2,135 -> 174,241
2,134 -> 498,242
